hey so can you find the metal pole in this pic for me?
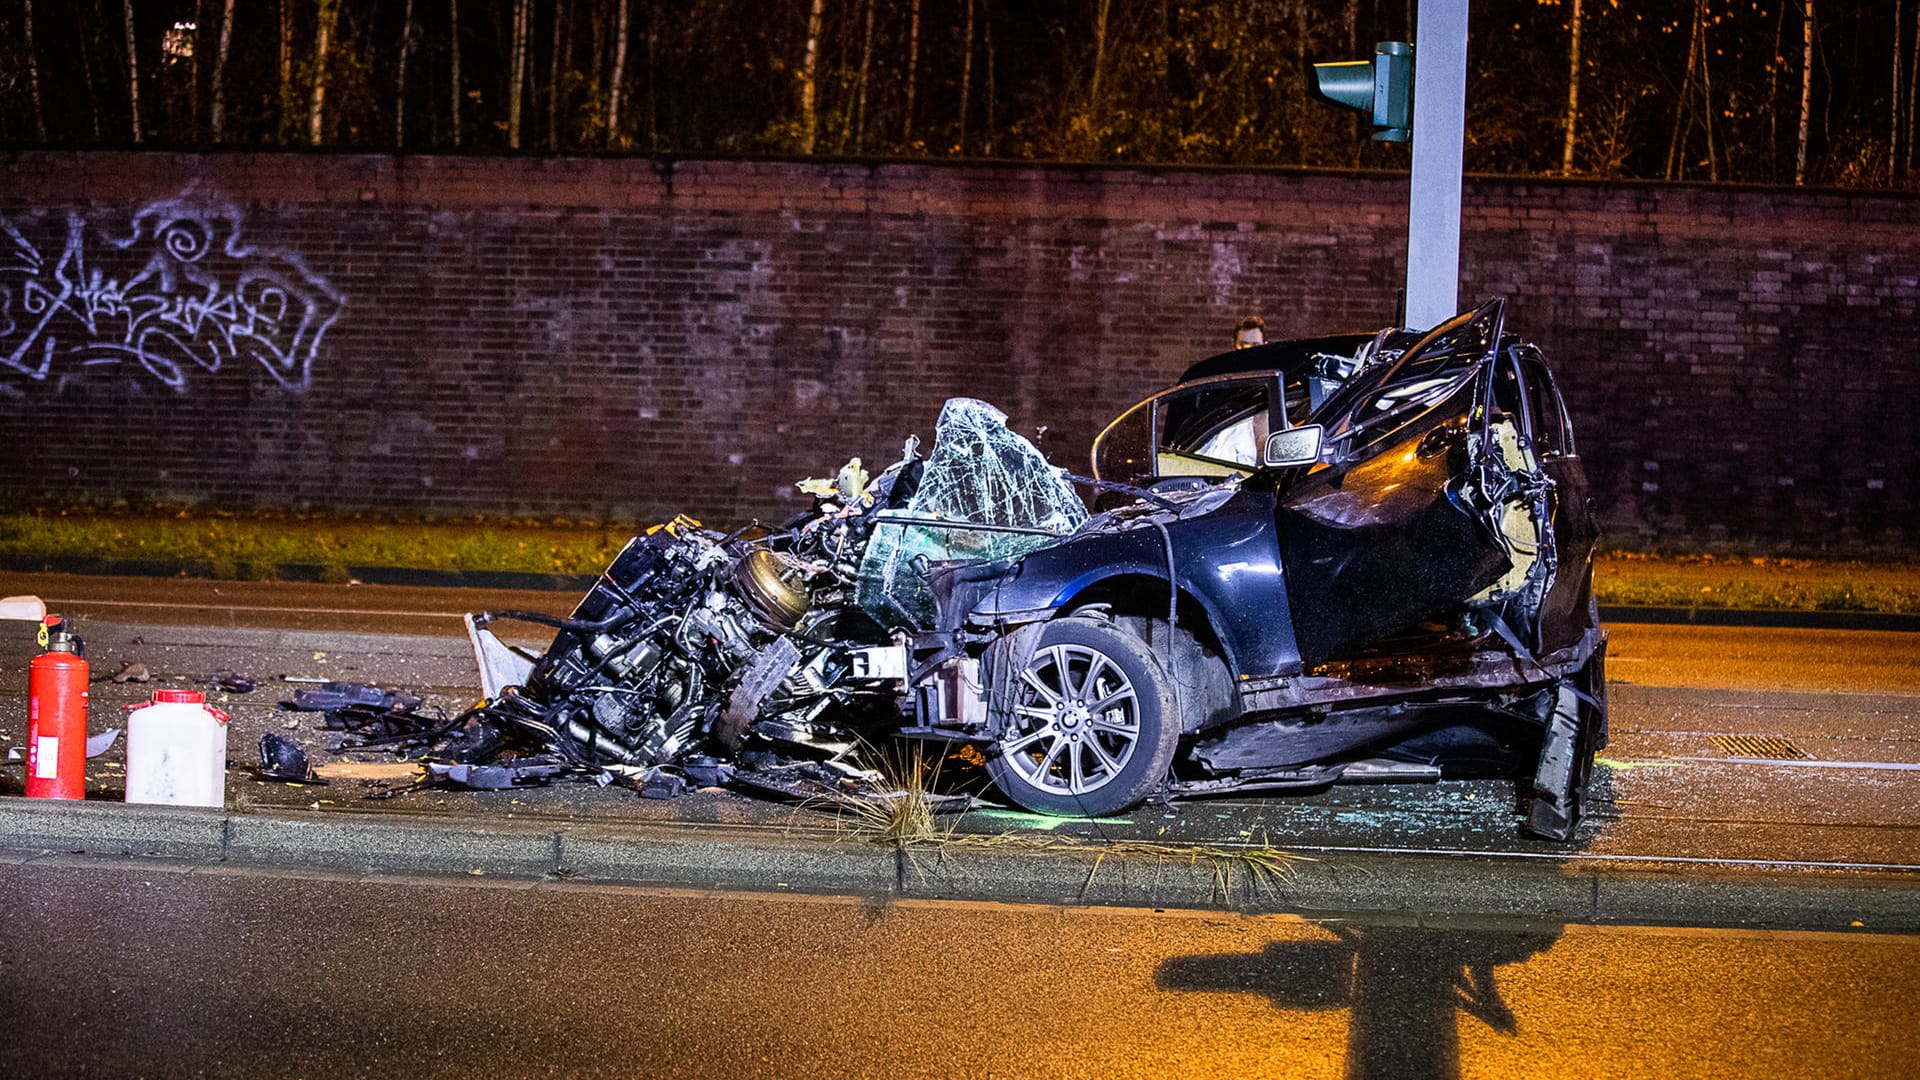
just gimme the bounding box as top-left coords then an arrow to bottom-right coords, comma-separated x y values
1405,0 -> 1469,330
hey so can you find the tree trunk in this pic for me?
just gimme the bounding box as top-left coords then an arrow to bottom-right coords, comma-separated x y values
308,0 -> 337,145
853,0 -> 874,152
24,0 -> 45,141
798,0 -> 824,154
983,0 -> 995,153
395,0 -> 414,147
904,0 -> 920,145
124,0 -> 142,143
1768,1 -> 1784,177
1085,0 -> 1112,152
1909,6 -> 1919,176
509,0 -> 530,148
1665,0 -> 1703,179
1698,16 -> 1718,181
1896,1 -> 1907,183
1561,0 -> 1582,175
549,0 -> 568,150
958,0 -> 973,154
191,0 -> 203,136
450,0 -> 463,146
1797,0 -> 1815,184
645,3 -> 657,149
80,0 -> 105,141
211,0 -> 235,142
279,0 -> 294,141
608,0 -> 631,145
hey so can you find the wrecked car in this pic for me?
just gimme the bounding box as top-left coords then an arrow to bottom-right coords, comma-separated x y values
469,298 -> 1606,841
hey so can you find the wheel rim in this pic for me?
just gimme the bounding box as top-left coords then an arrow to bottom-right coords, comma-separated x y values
1000,642 -> 1141,797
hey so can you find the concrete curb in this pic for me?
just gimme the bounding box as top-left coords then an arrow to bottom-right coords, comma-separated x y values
1599,604 -> 1920,633
4,798 -> 1916,931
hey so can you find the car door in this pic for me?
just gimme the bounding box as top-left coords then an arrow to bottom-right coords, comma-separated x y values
1518,353 -> 1599,654
1275,355 -> 1514,667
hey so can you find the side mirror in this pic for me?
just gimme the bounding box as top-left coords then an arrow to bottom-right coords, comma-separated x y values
1263,424 -> 1324,468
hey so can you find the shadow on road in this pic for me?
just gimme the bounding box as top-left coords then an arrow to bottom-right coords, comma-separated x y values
1156,921 -> 1563,1080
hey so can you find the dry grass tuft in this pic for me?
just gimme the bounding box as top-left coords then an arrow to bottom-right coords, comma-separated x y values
821,742 -> 956,848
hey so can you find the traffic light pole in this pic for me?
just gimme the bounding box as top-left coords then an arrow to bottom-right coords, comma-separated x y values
1404,0 -> 1469,330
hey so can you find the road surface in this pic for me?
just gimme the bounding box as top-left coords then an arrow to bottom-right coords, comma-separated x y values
1,855 -> 1914,1079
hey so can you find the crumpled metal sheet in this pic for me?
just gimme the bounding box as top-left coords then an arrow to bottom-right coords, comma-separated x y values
856,398 -> 1086,629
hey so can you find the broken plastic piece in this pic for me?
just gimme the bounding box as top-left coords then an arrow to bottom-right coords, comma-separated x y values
466,614 -> 536,699
638,767 -> 688,799
257,734 -> 322,784
287,682 -> 423,713
85,729 -> 120,758
425,759 -> 572,790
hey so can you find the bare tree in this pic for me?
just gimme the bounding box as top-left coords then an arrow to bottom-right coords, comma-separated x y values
798,0 -> 825,153
450,0 -> 463,146
308,0 -> 338,144
958,0 -> 974,153
279,0 -> 294,140
1083,0 -> 1113,154
394,0 -> 415,146
123,0 -> 142,143
982,0 -> 995,152
80,0 -> 105,141
1665,0 -> 1704,179
1797,0 -> 1815,184
211,0 -> 235,141
1896,1 -> 1908,183
509,0 -> 531,148
24,0 -> 45,140
904,0 -> 920,144
1910,8 -> 1919,176
549,0 -> 568,149
1561,0 -> 1582,175
608,0 -> 631,146
852,0 -> 875,152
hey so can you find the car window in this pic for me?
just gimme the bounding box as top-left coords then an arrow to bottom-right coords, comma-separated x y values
1333,356 -> 1476,448
1157,379 -> 1272,477
1520,356 -> 1573,458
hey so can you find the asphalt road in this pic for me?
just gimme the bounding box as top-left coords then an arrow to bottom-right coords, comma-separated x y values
1,855 -> 1914,1080
2,572 -> 1917,871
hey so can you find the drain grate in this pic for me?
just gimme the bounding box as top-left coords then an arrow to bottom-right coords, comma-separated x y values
1711,734 -> 1811,760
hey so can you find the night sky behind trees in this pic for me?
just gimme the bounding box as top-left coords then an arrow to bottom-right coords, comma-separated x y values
1,1 -> 1914,189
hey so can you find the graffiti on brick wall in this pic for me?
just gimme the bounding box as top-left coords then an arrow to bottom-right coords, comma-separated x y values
0,191 -> 344,394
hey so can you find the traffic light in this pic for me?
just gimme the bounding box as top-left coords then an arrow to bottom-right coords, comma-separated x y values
1309,41 -> 1414,143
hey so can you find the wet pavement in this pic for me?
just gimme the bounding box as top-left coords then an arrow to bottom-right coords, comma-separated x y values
1,854 -> 1914,1079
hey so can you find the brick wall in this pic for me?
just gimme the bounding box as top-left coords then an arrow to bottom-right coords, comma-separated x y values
1,151 -> 1913,551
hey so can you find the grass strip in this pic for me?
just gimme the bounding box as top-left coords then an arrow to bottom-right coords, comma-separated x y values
4,510 -> 1917,614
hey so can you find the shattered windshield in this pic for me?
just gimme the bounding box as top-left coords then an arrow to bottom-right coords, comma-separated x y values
856,398 -> 1088,629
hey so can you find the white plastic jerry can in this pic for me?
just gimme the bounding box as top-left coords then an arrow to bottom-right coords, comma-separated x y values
125,688 -> 231,808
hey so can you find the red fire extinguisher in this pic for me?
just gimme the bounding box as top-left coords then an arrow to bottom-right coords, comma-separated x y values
26,616 -> 89,800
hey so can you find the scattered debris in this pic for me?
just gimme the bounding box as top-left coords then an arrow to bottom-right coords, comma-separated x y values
311,761 -> 425,782
85,729 -> 119,758
215,674 -> 257,694
284,681 -> 422,713
111,662 -> 151,683
257,734 -> 323,784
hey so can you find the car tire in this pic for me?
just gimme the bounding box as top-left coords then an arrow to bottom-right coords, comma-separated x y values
984,617 -> 1181,818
